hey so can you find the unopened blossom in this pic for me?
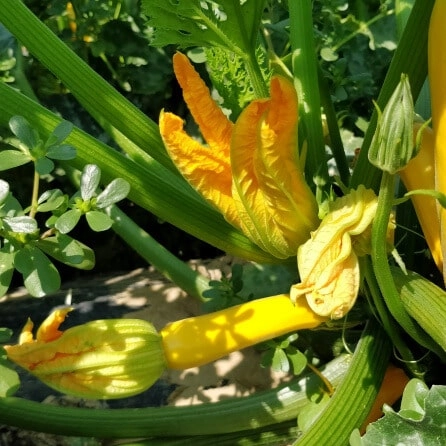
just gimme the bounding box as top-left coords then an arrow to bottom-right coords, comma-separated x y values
160,52 -> 319,259
4,308 -> 166,399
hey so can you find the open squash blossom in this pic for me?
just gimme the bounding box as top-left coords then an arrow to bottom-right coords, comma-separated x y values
291,186 -> 394,319
160,52 -> 319,259
4,308 -> 166,399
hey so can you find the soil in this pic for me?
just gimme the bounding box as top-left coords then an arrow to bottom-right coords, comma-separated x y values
0,256 -> 290,445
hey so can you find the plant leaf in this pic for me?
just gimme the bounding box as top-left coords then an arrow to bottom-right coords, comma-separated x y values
142,0 -> 267,54
14,245 -> 61,297
45,120 -> 73,146
0,357 -> 20,397
0,150 -> 30,170
80,164 -> 101,201
9,115 -> 40,150
96,178 -> 130,208
2,215 -> 37,233
86,210 -> 113,231
0,179 -> 9,204
46,144 -> 77,160
36,234 -> 95,270
357,379 -> 446,445
35,156 -> 54,175
55,209 -> 82,234
0,249 -> 14,297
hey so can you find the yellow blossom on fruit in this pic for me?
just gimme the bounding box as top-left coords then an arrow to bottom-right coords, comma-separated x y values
160,52 -> 320,259
4,308 -> 166,399
290,186 -> 392,319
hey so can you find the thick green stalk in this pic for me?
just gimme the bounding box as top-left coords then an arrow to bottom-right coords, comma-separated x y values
0,82 -> 275,264
288,0 -> 329,187
106,205 -> 210,301
350,0 -> 434,190
0,0 -> 173,171
371,172 -> 442,368
293,319 -> 390,445
317,66 -> 350,185
0,355 -> 350,438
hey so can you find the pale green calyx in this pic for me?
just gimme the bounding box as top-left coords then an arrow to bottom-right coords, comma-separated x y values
368,74 -> 417,174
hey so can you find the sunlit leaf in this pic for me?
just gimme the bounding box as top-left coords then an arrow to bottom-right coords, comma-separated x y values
37,234 -> 95,270
45,120 -> 73,146
96,178 -> 130,208
356,379 -> 446,445
2,215 -> 37,233
86,210 -> 113,232
55,209 -> 82,234
0,357 -> 20,397
0,249 -> 14,297
0,150 -> 30,170
80,164 -> 101,201
14,245 -> 61,297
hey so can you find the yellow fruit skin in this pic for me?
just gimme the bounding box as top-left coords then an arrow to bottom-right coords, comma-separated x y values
429,0 -> 446,280
160,294 -> 326,370
399,124 -> 442,270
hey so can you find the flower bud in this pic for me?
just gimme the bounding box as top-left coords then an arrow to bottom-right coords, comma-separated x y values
368,74 -> 417,174
4,308 -> 166,399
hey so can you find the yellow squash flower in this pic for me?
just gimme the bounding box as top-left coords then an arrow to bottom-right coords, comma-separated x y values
160,52 -> 319,259
290,186 -> 391,319
4,308 -> 166,399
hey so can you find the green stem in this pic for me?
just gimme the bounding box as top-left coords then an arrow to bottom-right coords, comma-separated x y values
293,319 -> 391,445
288,0 -> 329,188
371,171 -> 430,373
350,0 -> 435,191
244,54 -> 269,98
0,0 -> 173,171
106,205 -> 210,302
317,66 -> 350,186
28,169 -> 40,219
0,355 -> 350,438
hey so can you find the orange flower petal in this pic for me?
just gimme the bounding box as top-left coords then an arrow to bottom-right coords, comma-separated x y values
159,111 -> 240,227
231,99 -> 291,258
172,52 -> 233,154
37,307 -> 72,342
256,77 -> 319,247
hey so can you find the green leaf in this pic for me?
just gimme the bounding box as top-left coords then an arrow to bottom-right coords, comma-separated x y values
0,358 -> 20,397
0,149 -> 30,170
46,144 -> 77,160
0,328 -> 12,343
80,164 -> 101,201
142,0 -> 267,54
37,189 -> 66,213
36,234 -> 95,270
96,178 -> 130,208
35,156 -> 54,175
271,348 -> 290,373
0,249 -> 14,297
55,209 -> 82,234
0,179 -> 9,204
14,245 -> 61,297
86,210 -> 113,232
9,115 -> 40,150
286,347 -> 308,376
2,215 -> 37,233
45,120 -> 73,146
358,379 -> 446,445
